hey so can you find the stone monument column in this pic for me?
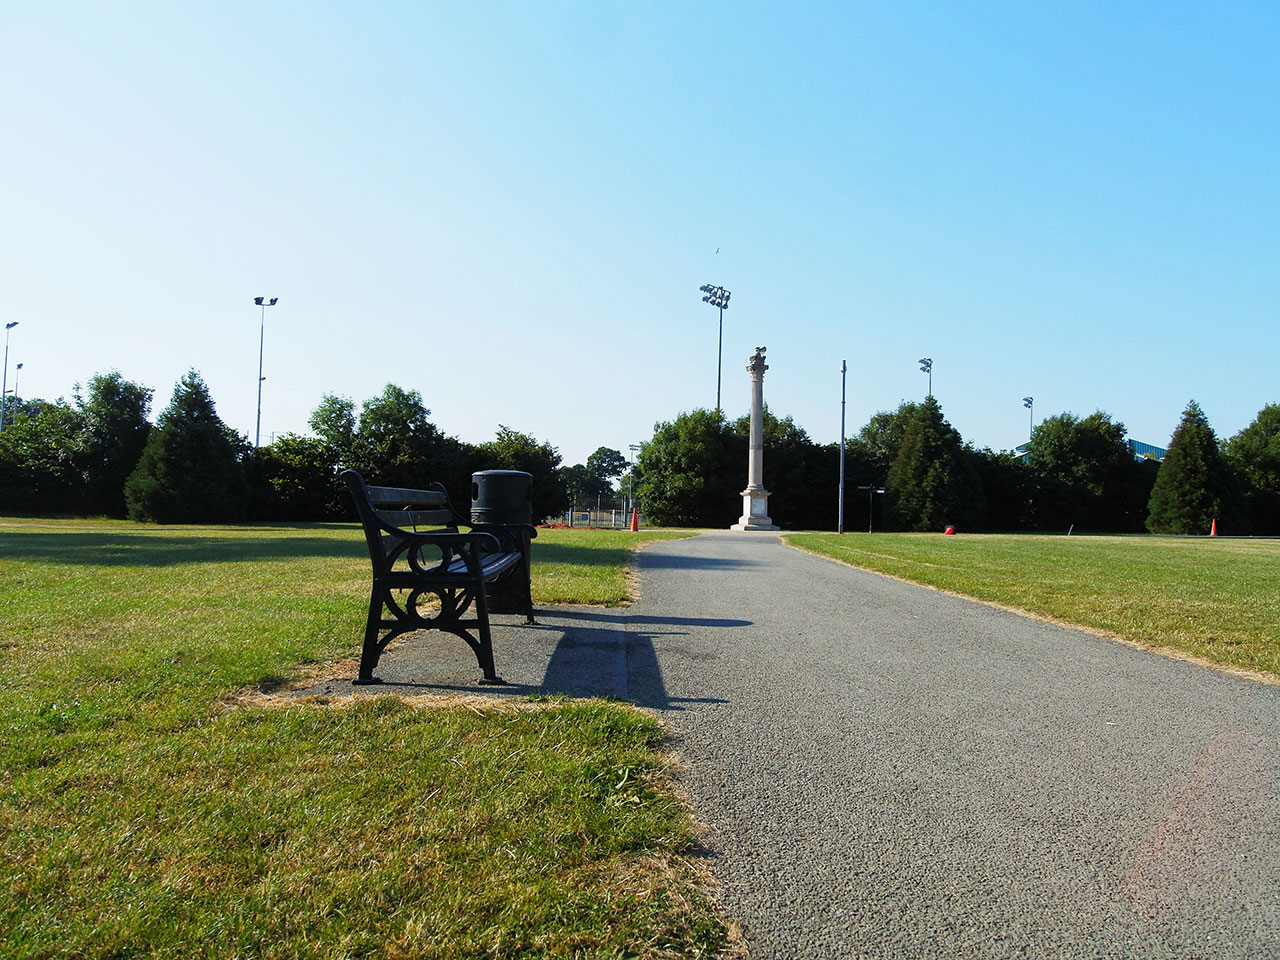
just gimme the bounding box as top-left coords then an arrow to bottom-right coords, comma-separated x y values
731,347 -> 780,531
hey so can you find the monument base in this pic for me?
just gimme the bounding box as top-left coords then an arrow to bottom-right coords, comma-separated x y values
730,487 -> 779,531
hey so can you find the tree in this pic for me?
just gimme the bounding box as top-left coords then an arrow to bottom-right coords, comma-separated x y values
1146,400 -> 1244,535
1025,411 -> 1149,532
971,447 -> 1030,531
636,409 -> 742,527
1225,404 -> 1280,535
250,433 -> 349,521
584,447 -> 627,497
848,402 -> 920,480
0,400 -> 88,514
476,425 -> 568,521
124,370 -> 249,523
308,393 -> 358,467
885,397 -> 985,531
77,371 -> 153,517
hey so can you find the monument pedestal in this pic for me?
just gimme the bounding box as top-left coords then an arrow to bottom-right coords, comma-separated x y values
731,486 -> 779,531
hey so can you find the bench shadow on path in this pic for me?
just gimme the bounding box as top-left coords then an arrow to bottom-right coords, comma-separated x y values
374,609 -> 743,711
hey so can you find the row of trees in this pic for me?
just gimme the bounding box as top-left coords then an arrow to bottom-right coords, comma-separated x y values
2,366 -> 1276,535
0,370 -> 592,524
630,398 -> 1280,535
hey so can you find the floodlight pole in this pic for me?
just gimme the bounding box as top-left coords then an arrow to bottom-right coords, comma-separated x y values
1,321 -> 18,432
628,443 -> 640,518
254,297 -> 278,447
918,357 -> 933,398
838,360 -> 847,534
1023,396 -> 1034,440
699,284 -> 731,412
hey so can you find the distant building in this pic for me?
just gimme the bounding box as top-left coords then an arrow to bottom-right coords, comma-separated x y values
1127,439 -> 1167,461
1012,439 -> 1166,462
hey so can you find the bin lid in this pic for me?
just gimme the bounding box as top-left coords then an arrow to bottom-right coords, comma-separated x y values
472,469 -> 533,478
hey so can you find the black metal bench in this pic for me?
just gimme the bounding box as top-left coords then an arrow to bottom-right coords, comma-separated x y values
342,469 -> 536,686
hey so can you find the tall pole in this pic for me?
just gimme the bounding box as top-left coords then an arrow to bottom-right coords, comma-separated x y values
628,443 -> 639,518
1023,396 -> 1034,441
699,284 -> 731,412
838,360 -> 847,534
717,304 -> 723,413
253,297 -> 278,447
1,322 -> 17,432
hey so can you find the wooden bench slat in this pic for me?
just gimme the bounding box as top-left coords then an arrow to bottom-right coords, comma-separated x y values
368,486 -> 449,506
374,508 -> 456,529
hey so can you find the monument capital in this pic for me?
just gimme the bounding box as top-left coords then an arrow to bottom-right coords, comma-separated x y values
747,346 -> 769,376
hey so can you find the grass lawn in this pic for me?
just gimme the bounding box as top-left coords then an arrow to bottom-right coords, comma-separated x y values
0,518 -> 723,959
786,532 -> 1280,680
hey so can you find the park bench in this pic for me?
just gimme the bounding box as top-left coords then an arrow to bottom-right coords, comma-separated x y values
342,469 -> 536,686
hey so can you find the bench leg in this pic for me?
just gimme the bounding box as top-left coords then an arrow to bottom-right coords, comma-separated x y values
472,588 -> 506,685
352,588 -> 386,685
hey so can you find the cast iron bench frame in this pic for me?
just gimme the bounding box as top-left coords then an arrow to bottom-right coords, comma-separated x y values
343,469 -> 536,686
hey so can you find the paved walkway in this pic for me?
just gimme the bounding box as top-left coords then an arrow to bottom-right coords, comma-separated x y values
319,532 -> 1280,958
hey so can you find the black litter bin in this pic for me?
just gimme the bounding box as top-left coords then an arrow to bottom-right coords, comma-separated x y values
471,470 -> 533,524
471,470 -> 535,615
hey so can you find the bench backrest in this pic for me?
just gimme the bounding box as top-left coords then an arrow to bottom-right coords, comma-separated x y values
343,469 -> 464,566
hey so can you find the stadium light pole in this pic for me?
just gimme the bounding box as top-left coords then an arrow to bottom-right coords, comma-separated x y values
4,363 -> 23,426
838,360 -> 847,534
699,284 -> 731,412
1,321 -> 18,432
918,357 -> 933,398
1023,396 -> 1034,440
253,297 -> 278,447
628,443 -> 640,518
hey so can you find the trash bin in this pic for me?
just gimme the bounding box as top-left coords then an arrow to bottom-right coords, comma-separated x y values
471,470 -> 534,615
471,470 -> 533,524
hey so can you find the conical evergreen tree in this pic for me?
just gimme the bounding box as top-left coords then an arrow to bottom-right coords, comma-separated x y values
886,397 -> 985,531
125,370 -> 249,523
1146,400 -> 1241,534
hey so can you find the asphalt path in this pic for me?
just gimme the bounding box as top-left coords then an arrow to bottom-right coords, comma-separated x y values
315,531 -> 1280,958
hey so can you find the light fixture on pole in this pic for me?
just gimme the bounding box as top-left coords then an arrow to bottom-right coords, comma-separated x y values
1023,396 -> 1034,440
1,321 -> 18,432
699,284 -> 731,412
918,357 -> 933,398
253,297 -> 278,447
838,360 -> 847,534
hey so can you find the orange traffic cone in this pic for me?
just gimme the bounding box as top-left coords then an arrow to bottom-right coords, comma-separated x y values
629,508 -> 639,532
1210,518 -> 1218,537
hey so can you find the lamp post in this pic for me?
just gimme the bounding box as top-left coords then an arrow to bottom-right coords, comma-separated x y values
627,443 -> 640,518
1,321 -> 18,432
4,363 -> 22,426
857,484 -> 887,533
699,284 -> 731,412
253,297 -> 278,447
1023,396 -> 1034,440
918,357 -> 933,398
838,360 -> 847,534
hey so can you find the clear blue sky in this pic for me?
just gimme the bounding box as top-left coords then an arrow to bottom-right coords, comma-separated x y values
3,2 -> 1276,468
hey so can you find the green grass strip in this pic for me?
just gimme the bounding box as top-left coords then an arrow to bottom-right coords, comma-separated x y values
0,519 -> 724,958
786,532 -> 1280,679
